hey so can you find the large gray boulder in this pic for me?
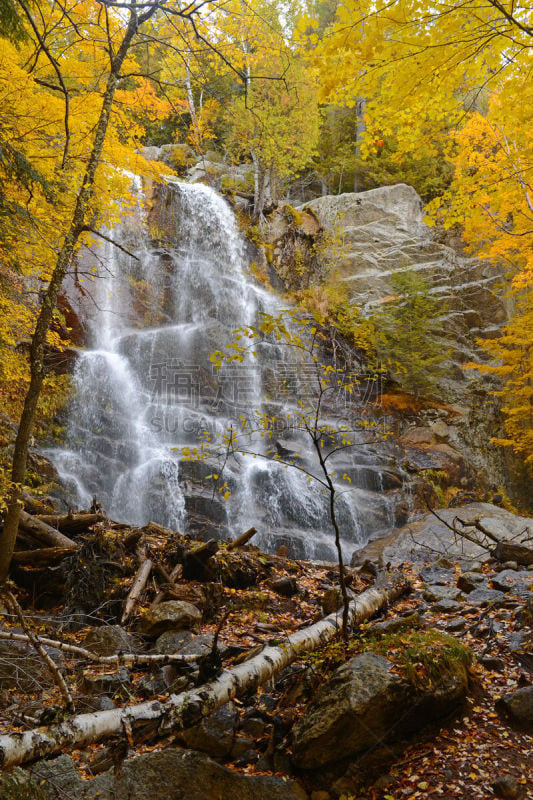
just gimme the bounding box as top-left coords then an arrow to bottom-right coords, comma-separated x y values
292,648 -> 469,769
356,503 -> 533,566
8,750 -> 308,800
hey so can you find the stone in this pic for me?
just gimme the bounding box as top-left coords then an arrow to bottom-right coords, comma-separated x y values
231,736 -> 257,759
366,505 -> 533,566
430,599 -> 463,613
372,613 -> 422,635
495,686 -> 533,730
466,588 -> 507,607
81,668 -> 130,696
446,618 -> 466,632
492,569 -> 532,594
240,716 -> 267,738
138,601 -> 202,636
423,585 -> 463,602
457,572 -> 487,593
291,648 -> 469,769
16,751 -> 309,800
479,655 -> 505,672
84,625 -> 138,656
491,775 -> 520,799
420,566 -> 455,585
153,630 -> 214,656
180,702 -> 238,758
502,561 -> 519,571
271,577 -> 299,597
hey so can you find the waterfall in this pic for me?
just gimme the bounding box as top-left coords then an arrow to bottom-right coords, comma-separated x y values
47,176 -> 405,561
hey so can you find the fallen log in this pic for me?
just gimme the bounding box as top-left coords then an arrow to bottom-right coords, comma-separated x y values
121,548 -> 152,624
493,540 -> 533,566
35,512 -> 104,534
0,573 -> 410,769
17,511 -> 78,550
227,527 -> 257,551
12,547 -> 76,565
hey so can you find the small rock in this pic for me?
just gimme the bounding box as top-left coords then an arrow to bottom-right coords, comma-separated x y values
467,588 -> 507,607
84,625 -> 138,656
491,775 -> 520,799
81,695 -> 116,712
271,577 -> 299,597
322,588 -> 343,615
495,686 -> 533,730
153,630 -> 214,656
420,565 -> 455,585
479,656 -> 506,672
431,599 -> 463,613
373,613 -> 422,635
240,716 -> 267,738
423,585 -> 463,602
138,601 -> 202,636
82,668 -> 130,696
230,735 -> 256,759
492,569 -> 531,593
181,703 -> 238,758
139,672 -> 168,697
446,618 -> 466,632
457,572 -> 487,593
502,561 -> 519,571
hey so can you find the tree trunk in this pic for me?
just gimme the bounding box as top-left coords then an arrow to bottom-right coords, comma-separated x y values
353,96 -> 366,192
0,574 -> 410,769
0,7 -> 148,583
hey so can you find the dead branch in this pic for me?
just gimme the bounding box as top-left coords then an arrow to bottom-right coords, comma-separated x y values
0,574 -> 410,769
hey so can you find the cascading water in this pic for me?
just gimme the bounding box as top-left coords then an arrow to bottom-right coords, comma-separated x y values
47,174 -> 406,561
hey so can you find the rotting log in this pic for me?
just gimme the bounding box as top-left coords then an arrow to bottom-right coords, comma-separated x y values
227,527 -> 257,550
17,511 -> 78,550
121,548 -> 152,625
35,513 -> 104,534
12,547 -> 75,565
0,573 -> 410,769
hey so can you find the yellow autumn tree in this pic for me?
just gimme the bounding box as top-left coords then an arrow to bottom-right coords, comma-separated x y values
433,72 -> 533,465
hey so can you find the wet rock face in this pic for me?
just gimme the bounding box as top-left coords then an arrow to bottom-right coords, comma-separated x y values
298,184 -> 511,492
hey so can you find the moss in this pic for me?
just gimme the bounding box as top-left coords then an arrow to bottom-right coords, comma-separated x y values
0,773 -> 46,800
281,203 -> 305,227
307,628 -> 472,694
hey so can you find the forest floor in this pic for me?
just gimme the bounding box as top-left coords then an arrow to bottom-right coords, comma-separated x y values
0,516 -> 531,799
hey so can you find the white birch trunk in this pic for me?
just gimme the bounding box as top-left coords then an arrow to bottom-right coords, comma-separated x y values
0,575 -> 409,770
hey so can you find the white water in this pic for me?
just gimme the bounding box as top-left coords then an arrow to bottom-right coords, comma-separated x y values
47,177 -> 404,560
